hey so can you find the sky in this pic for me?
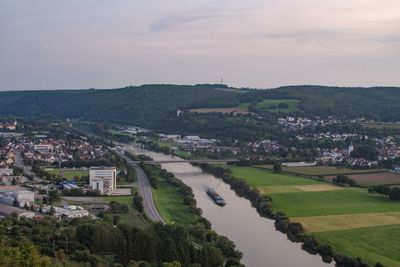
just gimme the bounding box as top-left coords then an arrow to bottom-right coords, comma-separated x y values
0,0 -> 400,90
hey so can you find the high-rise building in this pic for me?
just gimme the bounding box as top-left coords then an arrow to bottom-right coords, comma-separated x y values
89,167 -> 117,195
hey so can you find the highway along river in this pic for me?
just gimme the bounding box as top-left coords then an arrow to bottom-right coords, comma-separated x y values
129,146 -> 332,267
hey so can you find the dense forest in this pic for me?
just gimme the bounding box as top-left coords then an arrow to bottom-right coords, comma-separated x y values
2,85 -> 400,130
241,86 -> 400,121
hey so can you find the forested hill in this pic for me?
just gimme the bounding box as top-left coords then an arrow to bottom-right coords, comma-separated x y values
0,84 -> 240,126
241,86 -> 400,121
1,84 -> 400,128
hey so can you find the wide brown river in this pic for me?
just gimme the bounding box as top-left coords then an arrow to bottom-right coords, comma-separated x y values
129,146 -> 332,267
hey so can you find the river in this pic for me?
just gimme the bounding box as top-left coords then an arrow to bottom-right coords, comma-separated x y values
129,146 -> 332,267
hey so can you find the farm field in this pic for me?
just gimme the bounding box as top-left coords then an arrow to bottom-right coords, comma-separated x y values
225,166 -> 321,187
325,172 -> 400,186
292,212 -> 400,232
152,177 -> 199,225
270,189 -> 400,217
45,168 -> 89,180
361,122 -> 400,129
226,165 -> 400,266
189,107 -> 249,114
255,99 -> 300,113
256,165 -> 384,176
314,225 -> 400,267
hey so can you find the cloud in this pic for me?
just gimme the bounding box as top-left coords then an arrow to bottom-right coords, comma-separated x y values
149,14 -> 225,32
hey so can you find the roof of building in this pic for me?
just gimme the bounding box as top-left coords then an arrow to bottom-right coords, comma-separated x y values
0,203 -> 34,216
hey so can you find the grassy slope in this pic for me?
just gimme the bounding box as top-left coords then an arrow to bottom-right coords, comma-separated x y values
152,178 -> 198,225
101,195 -> 148,228
314,225 -> 400,267
256,99 -> 300,112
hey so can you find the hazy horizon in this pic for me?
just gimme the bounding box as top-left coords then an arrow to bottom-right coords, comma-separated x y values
1,0 -> 400,91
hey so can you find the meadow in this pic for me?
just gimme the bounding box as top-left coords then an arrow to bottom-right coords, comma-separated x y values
255,99 -> 300,113
314,225 -> 400,267
257,165 -> 383,176
270,189 -> 400,217
226,165 -> 400,266
226,166 -> 321,187
45,168 -> 89,180
152,177 -> 199,225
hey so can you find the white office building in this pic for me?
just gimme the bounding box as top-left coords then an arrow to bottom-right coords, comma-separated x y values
89,167 -> 117,195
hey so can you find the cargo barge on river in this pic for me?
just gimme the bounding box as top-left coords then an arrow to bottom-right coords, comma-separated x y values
206,188 -> 226,206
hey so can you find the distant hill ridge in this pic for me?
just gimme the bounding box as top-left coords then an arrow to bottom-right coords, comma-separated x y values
1,84 -> 400,127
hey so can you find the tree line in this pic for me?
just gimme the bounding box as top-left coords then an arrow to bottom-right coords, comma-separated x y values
196,163 -> 384,267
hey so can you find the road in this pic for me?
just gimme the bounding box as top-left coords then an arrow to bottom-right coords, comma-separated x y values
14,151 -> 43,182
119,151 -> 165,224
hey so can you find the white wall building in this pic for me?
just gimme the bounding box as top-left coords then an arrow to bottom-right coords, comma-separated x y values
0,189 -> 35,208
43,205 -> 89,220
89,167 -> 117,195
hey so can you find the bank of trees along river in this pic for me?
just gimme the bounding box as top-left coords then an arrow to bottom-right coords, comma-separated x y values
197,163 -> 393,267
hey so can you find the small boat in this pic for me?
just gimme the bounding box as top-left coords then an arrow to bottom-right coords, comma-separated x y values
207,188 -> 226,206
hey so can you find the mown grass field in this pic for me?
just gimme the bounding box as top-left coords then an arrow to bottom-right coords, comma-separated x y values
152,178 -> 199,225
45,168 -> 89,180
257,165 -> 383,176
292,212 -> 400,232
314,225 -> 400,267
226,166 -> 321,187
270,189 -> 400,217
227,165 -> 400,266
256,99 -> 300,113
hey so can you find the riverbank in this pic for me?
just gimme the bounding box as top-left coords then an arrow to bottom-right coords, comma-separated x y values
203,164 -> 400,267
128,145 -> 331,267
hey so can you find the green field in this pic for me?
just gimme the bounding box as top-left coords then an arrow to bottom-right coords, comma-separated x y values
256,99 -> 300,113
152,179 -> 199,225
227,165 -> 400,265
314,225 -> 400,267
257,165 -> 383,176
226,166 -> 321,187
270,189 -> 400,217
45,168 -> 89,180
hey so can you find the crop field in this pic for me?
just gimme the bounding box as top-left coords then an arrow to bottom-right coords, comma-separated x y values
314,225 -> 400,267
270,189 -> 400,217
227,165 -> 400,266
189,107 -> 249,114
361,122 -> 400,129
325,172 -> 400,186
256,165 -> 383,176
255,99 -> 300,113
45,168 -> 89,180
226,166 -> 320,187
259,183 -> 344,194
292,212 -> 400,232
